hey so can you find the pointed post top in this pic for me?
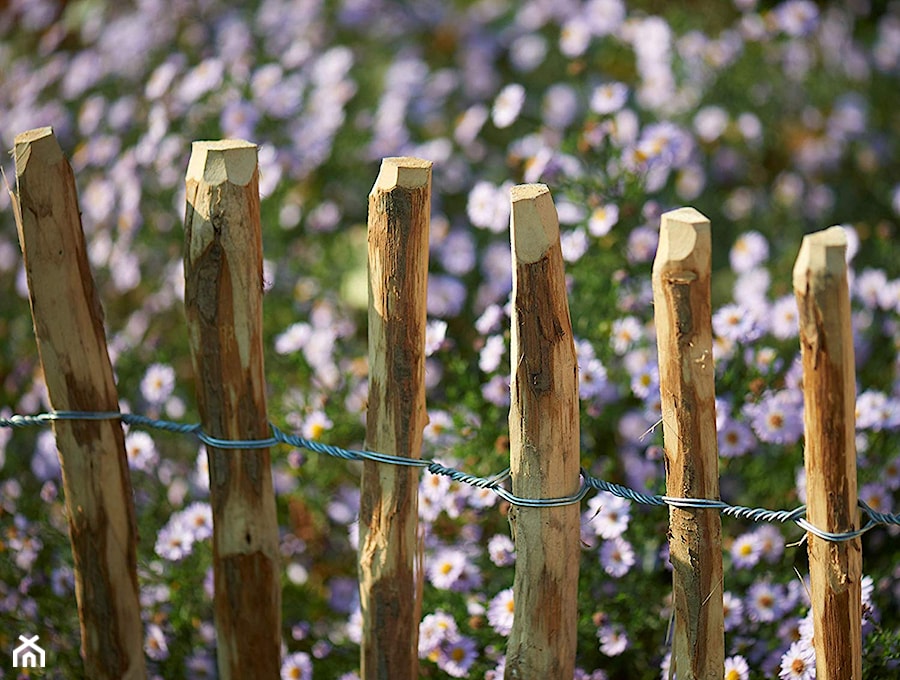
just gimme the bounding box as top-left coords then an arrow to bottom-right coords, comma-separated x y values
371,156 -> 432,192
654,207 -> 710,276
186,140 -> 257,187
14,127 -> 62,176
510,183 -> 559,264
792,225 -> 848,293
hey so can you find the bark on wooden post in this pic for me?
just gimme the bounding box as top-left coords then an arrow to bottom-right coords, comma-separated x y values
12,127 -> 146,680
183,140 -> 281,680
793,227 -> 862,680
505,184 -> 580,680
359,157 -> 431,679
651,207 -> 724,680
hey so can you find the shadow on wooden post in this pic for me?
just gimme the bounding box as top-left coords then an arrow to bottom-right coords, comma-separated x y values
651,207 -> 724,679
13,127 -> 146,679
505,184 -> 580,679
793,227 -> 862,680
360,157 -> 431,680
183,140 -> 281,680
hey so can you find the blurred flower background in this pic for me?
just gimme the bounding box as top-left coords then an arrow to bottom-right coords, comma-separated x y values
1,0 -> 899,678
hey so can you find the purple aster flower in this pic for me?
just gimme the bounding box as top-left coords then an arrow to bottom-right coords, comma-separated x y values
746,579 -> 786,623
125,431 -> 158,473
599,536 -> 635,578
488,534 -> 516,567
185,650 -> 216,677
427,275 -> 467,318
419,611 -> 459,658
597,623 -> 628,656
467,181 -> 510,233
479,335 -> 507,373
625,226 -> 659,264
138,363 -> 174,405
436,230 -> 476,276
774,0 -> 819,37
590,82 -> 628,115
743,390 -> 804,445
718,416 -> 756,458
723,591 -> 744,631
542,83 -> 579,129
610,316 -> 643,355
729,231 -> 769,273
588,204 -> 619,237
487,588 -> 515,635
854,268 -> 888,309
281,651 -> 312,680
328,576 -> 358,615
436,635 -> 478,677
694,105 -> 729,143
180,502 -> 213,542
730,531 -> 763,569
768,295 -> 800,340
859,482 -> 892,515
561,228 -> 590,263
475,304 -> 505,335
585,492 -> 631,540
427,548 -> 467,590
560,18 -> 592,58
754,525 -> 786,564
779,641 -> 816,679
482,374 -> 511,407
31,431 -> 61,482
492,83 -> 525,128
712,303 -> 764,343
154,515 -> 195,561
510,33 -> 548,73
856,390 -> 900,430
882,456 -> 900,490
725,654 -> 750,680
144,623 -> 169,661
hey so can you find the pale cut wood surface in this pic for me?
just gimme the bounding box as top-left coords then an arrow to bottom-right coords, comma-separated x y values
360,156 -> 431,680
183,140 -> 281,680
13,127 -> 146,680
651,207 -> 724,680
505,183 -> 580,680
793,227 -> 862,680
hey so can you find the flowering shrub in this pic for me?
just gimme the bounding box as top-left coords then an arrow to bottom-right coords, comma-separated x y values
1,0 -> 899,678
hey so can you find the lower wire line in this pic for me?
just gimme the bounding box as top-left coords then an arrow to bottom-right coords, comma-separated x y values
2,409 -> 898,541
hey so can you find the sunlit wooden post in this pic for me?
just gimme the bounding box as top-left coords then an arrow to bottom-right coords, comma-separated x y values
359,157 -> 431,679
652,207 -> 724,679
13,127 -> 146,680
793,226 -> 862,680
505,184 -> 580,679
183,140 -> 281,679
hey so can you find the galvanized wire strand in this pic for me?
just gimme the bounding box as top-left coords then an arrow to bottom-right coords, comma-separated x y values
3,409 -> 899,541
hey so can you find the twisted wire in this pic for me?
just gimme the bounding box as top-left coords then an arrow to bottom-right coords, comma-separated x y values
3,410 -> 898,542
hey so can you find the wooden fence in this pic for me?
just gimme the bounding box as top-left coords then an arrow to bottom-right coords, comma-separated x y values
10,126 -> 863,679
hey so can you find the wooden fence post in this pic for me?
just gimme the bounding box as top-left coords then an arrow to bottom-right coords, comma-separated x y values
505,184 -> 580,679
183,140 -> 281,679
651,207 -> 724,679
12,127 -> 146,679
359,157 -> 431,679
793,227 -> 862,680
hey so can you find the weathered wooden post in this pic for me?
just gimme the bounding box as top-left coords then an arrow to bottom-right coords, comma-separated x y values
793,226 -> 862,680
13,127 -> 146,679
359,157 -> 431,679
651,207 -> 724,679
505,184 -> 580,679
183,140 -> 281,679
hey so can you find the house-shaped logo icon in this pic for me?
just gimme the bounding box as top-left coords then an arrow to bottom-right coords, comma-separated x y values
12,634 -> 45,668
